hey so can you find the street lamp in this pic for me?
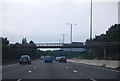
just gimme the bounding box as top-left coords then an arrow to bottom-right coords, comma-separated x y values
89,0 -> 93,60
67,23 -> 77,44
90,0 -> 92,40
67,23 -> 77,52
60,34 -> 67,44
58,39 -> 62,43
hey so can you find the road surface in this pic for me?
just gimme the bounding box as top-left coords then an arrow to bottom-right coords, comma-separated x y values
2,59 -> 120,81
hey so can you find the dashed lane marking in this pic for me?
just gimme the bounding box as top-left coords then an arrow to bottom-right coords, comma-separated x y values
34,67 -> 36,69
66,67 -> 69,69
28,71 -> 32,73
90,78 -> 97,81
17,78 -> 22,81
73,70 -> 78,73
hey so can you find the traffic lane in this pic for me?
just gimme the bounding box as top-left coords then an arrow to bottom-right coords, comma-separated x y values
2,59 -> 119,80
2,59 -> 38,72
63,61 -> 119,79
2,60 -> 41,79
21,60 -> 82,79
2,60 -> 81,79
64,61 -> 119,79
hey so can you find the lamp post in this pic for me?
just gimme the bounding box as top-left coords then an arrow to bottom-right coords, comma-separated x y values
60,34 -> 67,44
67,23 -> 77,51
89,0 -> 92,60
90,0 -> 92,40
58,39 -> 62,43
67,23 -> 77,44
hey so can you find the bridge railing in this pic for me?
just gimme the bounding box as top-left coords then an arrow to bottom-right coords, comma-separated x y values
35,42 -> 119,47
85,42 -> 119,47
10,42 -> 119,48
36,43 -> 64,46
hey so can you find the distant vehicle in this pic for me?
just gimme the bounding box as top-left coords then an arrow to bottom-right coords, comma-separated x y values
93,58 -> 99,60
19,55 -> 31,64
41,56 -> 45,60
44,56 -> 53,63
55,57 -> 61,61
59,56 -> 66,63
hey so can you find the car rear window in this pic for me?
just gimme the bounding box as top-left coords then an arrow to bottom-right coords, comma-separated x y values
21,57 -> 28,60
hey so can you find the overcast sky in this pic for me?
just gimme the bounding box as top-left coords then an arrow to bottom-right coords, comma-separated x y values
0,0 -> 119,44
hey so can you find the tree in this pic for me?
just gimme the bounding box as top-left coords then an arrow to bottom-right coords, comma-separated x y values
85,24 -> 120,60
2,37 -> 10,61
22,38 -> 28,44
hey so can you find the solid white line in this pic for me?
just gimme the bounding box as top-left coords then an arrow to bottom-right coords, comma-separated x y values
90,78 -> 96,81
2,64 -> 18,68
73,70 -> 78,73
96,67 -> 120,72
68,61 -> 120,72
17,78 -> 22,81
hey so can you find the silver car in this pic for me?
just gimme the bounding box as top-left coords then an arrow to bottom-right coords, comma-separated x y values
19,55 -> 31,64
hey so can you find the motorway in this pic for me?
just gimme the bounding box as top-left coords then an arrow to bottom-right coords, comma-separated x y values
2,59 -> 120,81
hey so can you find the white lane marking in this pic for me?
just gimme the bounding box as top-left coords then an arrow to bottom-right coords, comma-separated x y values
34,67 -> 36,69
66,67 -> 69,69
90,78 -> 96,81
61,65 -> 64,66
95,67 -> 120,72
73,70 -> 78,73
17,78 -> 22,81
28,71 -> 32,73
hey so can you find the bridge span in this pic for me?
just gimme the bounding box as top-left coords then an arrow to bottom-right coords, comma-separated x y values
9,42 -> 119,60
10,42 -> 119,48
35,42 -> 119,48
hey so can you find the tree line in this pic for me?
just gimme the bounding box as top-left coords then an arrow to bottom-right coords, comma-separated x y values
1,37 -> 44,65
82,24 -> 120,60
0,37 -> 84,65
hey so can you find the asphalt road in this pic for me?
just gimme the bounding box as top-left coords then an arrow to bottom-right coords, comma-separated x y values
2,59 -> 120,81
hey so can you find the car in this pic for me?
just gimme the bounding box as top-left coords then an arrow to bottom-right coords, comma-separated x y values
19,55 -> 31,64
55,57 -> 61,61
59,56 -> 67,63
41,56 -> 45,60
44,56 -> 53,63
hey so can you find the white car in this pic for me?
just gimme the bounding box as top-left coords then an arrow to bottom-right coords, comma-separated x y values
55,57 -> 61,61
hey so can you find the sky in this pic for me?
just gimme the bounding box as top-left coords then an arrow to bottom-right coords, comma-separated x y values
0,0 -> 119,44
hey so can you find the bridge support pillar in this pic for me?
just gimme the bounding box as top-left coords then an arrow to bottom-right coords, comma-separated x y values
104,48 -> 106,60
